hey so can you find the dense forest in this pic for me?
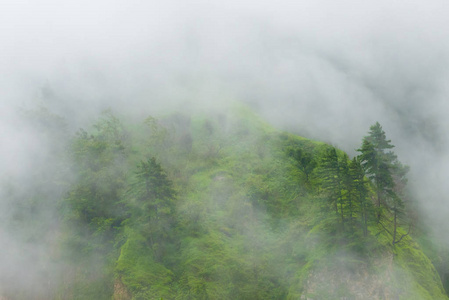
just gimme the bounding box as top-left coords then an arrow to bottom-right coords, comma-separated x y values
2,104 -> 449,300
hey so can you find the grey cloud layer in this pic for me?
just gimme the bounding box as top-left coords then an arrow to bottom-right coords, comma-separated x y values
1,1 -> 449,293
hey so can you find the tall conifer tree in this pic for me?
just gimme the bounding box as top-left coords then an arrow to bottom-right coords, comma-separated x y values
357,122 -> 396,221
349,157 -> 371,237
129,157 -> 176,260
319,147 -> 344,227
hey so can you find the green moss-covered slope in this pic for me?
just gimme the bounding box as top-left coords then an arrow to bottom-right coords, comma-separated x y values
50,105 -> 448,300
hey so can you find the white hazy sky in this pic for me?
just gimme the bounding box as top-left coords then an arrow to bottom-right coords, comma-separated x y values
1,0 -> 449,240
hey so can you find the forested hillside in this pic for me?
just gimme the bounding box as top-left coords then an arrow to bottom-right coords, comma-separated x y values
2,104 -> 448,300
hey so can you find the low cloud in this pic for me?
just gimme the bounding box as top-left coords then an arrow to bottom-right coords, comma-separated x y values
1,0 -> 449,295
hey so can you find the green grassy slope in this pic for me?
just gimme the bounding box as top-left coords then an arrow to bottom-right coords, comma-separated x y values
56,105 -> 447,300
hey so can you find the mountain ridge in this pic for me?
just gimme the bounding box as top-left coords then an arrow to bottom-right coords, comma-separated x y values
2,104 -> 447,299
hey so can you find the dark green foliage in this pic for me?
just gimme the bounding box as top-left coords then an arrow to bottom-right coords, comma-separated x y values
391,162 -> 411,246
287,147 -> 317,184
357,122 -> 397,221
60,112 -> 130,297
66,112 -> 128,234
357,122 -> 413,247
339,153 -> 355,231
348,157 -> 372,237
318,147 -> 342,219
127,157 -> 177,261
53,111 -> 447,300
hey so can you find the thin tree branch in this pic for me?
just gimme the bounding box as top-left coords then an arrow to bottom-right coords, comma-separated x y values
393,223 -> 412,245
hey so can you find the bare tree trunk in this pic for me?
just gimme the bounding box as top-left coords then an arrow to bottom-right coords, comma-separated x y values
392,208 -> 397,245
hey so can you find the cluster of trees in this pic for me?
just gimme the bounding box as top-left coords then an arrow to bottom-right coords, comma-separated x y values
357,122 -> 410,245
290,122 -> 410,245
8,105 -> 449,299
63,112 -> 294,298
317,147 -> 372,237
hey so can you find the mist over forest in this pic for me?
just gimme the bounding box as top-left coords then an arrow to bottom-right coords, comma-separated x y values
1,1 -> 449,299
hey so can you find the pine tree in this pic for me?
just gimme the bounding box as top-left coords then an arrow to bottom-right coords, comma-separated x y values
357,122 -> 411,245
67,113 -> 128,234
319,147 -> 344,228
357,122 -> 397,222
129,157 -> 176,260
287,147 -> 317,184
391,162 -> 410,245
340,154 -> 355,232
349,157 -> 371,237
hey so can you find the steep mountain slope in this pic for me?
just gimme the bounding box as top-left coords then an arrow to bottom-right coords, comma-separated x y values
5,104 -> 446,299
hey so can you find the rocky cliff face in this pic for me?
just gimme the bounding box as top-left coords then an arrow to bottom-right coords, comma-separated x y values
113,278 -> 131,300
302,247 -> 447,300
303,254 -> 395,299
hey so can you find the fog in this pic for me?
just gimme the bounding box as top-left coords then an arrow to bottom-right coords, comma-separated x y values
2,0 -> 449,296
